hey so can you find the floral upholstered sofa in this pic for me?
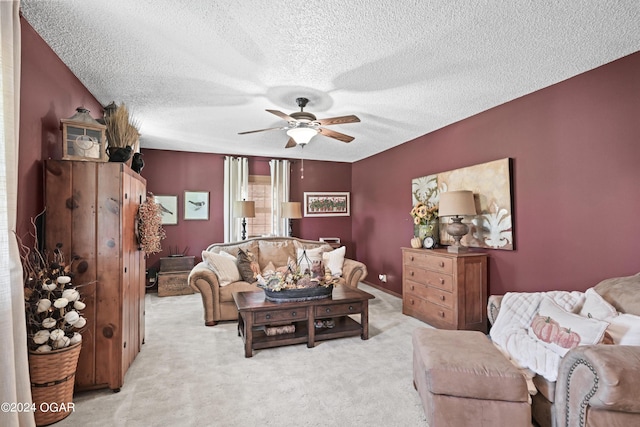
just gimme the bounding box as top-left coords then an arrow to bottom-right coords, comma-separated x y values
488,273 -> 640,427
188,236 -> 368,326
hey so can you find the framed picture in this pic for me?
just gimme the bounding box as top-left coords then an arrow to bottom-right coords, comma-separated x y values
184,191 -> 209,220
154,195 -> 178,225
304,192 -> 350,217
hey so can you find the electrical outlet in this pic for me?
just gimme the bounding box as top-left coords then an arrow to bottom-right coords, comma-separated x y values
378,274 -> 387,283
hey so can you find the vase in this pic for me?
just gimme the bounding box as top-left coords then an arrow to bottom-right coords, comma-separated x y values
28,343 -> 82,426
106,146 -> 133,164
415,220 -> 439,244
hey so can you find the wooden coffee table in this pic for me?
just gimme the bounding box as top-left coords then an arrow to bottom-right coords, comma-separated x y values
233,286 -> 375,357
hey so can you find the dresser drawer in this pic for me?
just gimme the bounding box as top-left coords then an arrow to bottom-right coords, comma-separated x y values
404,267 -> 453,292
254,308 -> 307,324
405,280 -> 454,309
403,294 -> 455,328
315,302 -> 362,318
403,251 -> 453,274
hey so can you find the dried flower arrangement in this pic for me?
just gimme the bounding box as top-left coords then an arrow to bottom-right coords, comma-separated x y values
137,193 -> 166,255
256,252 -> 338,292
18,215 -> 88,352
105,102 -> 140,151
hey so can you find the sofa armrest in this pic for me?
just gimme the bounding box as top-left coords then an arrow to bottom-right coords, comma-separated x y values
555,345 -> 640,427
188,262 -> 221,326
342,258 -> 368,288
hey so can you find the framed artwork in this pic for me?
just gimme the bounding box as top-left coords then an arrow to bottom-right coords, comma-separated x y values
184,191 -> 209,220
154,195 -> 178,225
304,192 -> 350,217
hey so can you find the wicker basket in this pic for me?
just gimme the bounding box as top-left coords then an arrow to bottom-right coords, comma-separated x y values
28,343 -> 81,426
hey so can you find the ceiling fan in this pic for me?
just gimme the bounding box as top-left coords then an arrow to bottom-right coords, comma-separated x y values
238,97 -> 360,148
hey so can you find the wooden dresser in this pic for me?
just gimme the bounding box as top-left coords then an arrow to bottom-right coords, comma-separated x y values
402,248 -> 488,332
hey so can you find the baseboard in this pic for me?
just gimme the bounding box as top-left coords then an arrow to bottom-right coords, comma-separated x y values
361,280 -> 402,299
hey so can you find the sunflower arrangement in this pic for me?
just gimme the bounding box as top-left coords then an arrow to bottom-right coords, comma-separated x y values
410,201 -> 438,225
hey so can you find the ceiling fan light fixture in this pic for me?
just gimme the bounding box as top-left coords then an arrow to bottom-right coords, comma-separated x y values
286,126 -> 318,146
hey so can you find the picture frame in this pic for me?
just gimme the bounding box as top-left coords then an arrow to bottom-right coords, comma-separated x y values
304,192 -> 350,217
154,195 -> 178,225
184,191 -> 209,220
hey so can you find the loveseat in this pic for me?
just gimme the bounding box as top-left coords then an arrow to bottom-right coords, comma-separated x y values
488,273 -> 640,427
188,236 -> 368,326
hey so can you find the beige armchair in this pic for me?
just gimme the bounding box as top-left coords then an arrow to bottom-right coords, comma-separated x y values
188,237 -> 368,326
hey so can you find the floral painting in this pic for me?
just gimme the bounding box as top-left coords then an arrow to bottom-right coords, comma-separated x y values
304,192 -> 350,217
411,158 -> 514,250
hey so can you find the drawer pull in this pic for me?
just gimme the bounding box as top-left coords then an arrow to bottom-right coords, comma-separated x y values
266,314 -> 271,320
409,298 -> 415,305
439,278 -> 445,284
439,311 -> 445,317
410,255 -> 415,261
439,261 -> 445,267
349,305 -> 354,311
291,311 -> 297,317
410,285 -> 415,290
439,295 -> 445,301
326,308 -> 332,313
410,271 -> 414,276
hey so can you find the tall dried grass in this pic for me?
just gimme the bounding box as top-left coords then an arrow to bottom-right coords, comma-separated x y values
105,103 -> 140,150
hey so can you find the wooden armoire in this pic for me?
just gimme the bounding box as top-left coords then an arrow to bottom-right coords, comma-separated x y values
45,160 -> 146,391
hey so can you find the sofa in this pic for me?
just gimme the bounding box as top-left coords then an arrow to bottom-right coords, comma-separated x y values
188,236 -> 368,326
488,273 -> 640,427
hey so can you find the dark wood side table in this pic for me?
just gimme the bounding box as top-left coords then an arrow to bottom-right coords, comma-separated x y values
157,255 -> 195,297
233,286 -> 375,357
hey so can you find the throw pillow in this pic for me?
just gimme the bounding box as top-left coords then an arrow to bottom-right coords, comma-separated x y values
258,241 -> 295,270
528,297 -> 609,356
322,246 -> 346,276
579,288 -> 619,320
605,313 -> 640,345
201,250 -> 241,287
262,261 -> 276,275
237,249 -> 259,283
297,247 -> 325,278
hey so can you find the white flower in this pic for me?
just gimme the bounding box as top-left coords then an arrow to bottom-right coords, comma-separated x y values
42,281 -> 57,291
49,329 -> 65,341
70,332 -> 82,345
42,317 -> 57,329
53,336 -> 70,349
35,345 -> 52,353
74,300 -> 86,310
57,276 -> 71,284
53,297 -> 69,308
64,310 -> 80,325
36,299 -> 52,313
33,330 -> 51,344
62,289 -> 80,302
73,317 -> 87,328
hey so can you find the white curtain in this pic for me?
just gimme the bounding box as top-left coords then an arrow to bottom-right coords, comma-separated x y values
1,2 -> 35,427
269,159 -> 291,236
223,156 -> 249,242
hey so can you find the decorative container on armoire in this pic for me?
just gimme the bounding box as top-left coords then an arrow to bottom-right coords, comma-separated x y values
45,159 -> 146,391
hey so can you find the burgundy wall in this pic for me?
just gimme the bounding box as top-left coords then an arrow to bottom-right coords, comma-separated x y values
353,52 -> 640,296
17,17 -> 104,239
140,151 -> 352,272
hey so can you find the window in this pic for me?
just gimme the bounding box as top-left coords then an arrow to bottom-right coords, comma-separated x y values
246,175 -> 271,237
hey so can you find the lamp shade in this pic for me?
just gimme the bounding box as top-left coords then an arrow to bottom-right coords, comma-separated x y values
286,126 -> 318,145
281,202 -> 302,219
234,200 -> 255,218
438,191 -> 476,217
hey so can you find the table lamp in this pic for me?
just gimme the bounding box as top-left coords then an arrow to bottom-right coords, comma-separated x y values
438,190 -> 476,253
234,200 -> 255,240
281,202 -> 302,237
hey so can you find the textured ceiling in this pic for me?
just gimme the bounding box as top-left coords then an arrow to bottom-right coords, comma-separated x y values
21,1 -> 640,162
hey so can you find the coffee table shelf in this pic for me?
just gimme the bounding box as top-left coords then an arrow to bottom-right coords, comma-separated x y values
233,287 -> 375,357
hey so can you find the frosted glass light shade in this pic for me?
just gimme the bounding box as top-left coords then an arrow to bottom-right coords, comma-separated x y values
286,127 -> 318,145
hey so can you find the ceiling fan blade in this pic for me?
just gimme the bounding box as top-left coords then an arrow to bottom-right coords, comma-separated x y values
266,109 -> 296,122
238,126 -> 284,135
318,127 -> 354,143
285,138 -> 297,148
315,115 -> 360,126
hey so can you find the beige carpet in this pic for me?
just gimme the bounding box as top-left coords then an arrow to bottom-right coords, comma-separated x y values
58,284 -> 429,426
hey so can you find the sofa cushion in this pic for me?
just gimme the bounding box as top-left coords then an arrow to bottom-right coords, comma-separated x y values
528,297 -> 609,356
218,281 -> 258,303
594,273 -> 640,316
236,248 -> 259,283
201,251 -> 241,287
258,240 -> 296,270
579,287 -> 618,320
322,246 -> 346,276
605,313 -> 640,345
532,375 -> 556,403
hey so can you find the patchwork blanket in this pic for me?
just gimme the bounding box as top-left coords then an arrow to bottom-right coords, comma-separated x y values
490,291 -> 584,382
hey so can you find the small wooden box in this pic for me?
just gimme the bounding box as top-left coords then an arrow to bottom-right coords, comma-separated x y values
157,271 -> 193,297
160,256 -> 195,272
